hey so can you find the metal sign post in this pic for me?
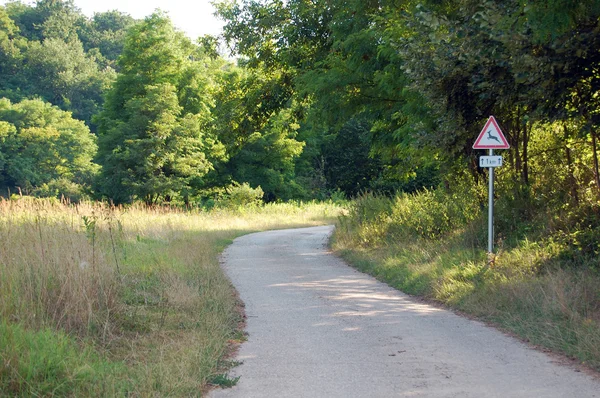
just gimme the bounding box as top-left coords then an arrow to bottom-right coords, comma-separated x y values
488,148 -> 494,253
473,116 -> 509,255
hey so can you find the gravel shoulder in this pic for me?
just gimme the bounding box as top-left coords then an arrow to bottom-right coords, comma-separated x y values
209,225 -> 599,398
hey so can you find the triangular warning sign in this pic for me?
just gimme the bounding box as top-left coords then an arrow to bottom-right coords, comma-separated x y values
473,116 -> 510,149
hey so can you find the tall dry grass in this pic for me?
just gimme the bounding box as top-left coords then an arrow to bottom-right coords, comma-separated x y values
0,197 -> 342,395
0,198 -> 120,338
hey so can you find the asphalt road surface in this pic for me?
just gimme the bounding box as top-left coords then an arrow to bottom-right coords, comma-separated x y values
209,225 -> 599,398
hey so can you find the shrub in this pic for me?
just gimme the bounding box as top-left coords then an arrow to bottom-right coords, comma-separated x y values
393,189 -> 480,236
338,187 -> 483,247
33,178 -> 90,203
215,182 -> 264,209
338,192 -> 393,246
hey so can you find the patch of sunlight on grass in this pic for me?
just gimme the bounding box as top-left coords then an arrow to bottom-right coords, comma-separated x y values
434,262 -> 484,305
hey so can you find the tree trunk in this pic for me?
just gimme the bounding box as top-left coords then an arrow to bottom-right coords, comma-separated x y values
506,115 -> 515,174
512,114 -> 522,183
563,124 -> 579,205
592,128 -> 600,195
521,121 -> 529,186
566,145 -> 579,204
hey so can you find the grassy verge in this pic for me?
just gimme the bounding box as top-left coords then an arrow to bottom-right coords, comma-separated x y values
0,197 -> 342,396
332,191 -> 600,370
0,321 -> 131,396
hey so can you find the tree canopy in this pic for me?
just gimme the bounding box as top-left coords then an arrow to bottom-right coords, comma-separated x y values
1,0 -> 600,209
0,97 -> 98,199
94,12 -> 225,204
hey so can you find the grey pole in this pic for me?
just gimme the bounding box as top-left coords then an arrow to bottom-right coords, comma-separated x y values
488,148 -> 494,253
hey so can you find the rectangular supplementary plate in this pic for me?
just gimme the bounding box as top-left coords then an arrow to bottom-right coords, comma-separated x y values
479,155 -> 503,168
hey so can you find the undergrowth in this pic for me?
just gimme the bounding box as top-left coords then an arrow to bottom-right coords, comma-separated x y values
0,321 -> 130,396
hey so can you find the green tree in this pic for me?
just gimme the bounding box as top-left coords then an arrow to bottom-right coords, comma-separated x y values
381,0 -> 600,189
1,1 -> 118,129
216,0 -> 438,196
0,97 -> 98,198
0,5 -> 27,101
210,65 -> 305,200
95,13 -> 224,204
321,120 -> 382,197
24,36 -> 115,128
78,10 -> 136,68
4,0 -> 85,42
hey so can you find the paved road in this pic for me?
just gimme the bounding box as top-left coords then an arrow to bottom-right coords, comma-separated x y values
210,225 -> 599,397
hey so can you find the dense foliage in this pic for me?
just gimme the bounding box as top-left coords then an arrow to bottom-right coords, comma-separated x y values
1,0 -> 600,223
94,13 -> 225,204
1,0 -> 122,128
0,98 -> 98,199
211,0 -> 600,258
215,0 -> 600,196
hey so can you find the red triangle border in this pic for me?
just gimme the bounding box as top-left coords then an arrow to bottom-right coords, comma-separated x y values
473,116 -> 510,149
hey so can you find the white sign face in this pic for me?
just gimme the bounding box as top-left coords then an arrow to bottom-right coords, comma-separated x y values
480,155 -> 503,168
473,116 -> 510,149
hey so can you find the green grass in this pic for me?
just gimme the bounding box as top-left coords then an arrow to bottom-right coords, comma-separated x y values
209,373 -> 241,388
0,197 -> 343,396
0,321 -> 131,396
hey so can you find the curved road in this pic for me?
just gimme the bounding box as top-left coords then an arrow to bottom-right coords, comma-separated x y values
210,226 -> 599,397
